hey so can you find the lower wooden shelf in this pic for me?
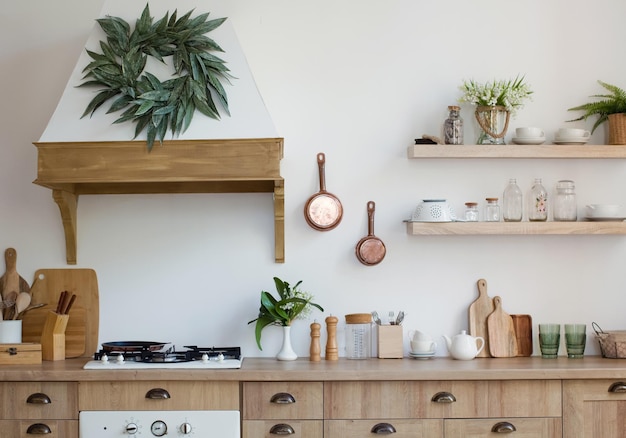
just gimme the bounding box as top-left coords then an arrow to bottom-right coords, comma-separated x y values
33,138 -> 285,264
405,220 -> 626,235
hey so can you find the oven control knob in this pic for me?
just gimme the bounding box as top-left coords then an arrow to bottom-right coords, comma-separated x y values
151,420 -> 167,437
125,423 -> 138,434
180,422 -> 193,434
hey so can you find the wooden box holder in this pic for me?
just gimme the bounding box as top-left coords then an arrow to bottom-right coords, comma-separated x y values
377,325 -> 403,359
41,311 -> 69,361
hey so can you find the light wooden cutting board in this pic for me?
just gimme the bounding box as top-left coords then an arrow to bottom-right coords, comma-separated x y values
468,279 -> 494,358
487,296 -> 518,358
21,269 -> 99,358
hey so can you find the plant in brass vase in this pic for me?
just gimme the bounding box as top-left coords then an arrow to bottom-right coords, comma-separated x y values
459,75 -> 533,144
248,277 -> 323,350
79,4 -> 233,151
567,80 -> 626,137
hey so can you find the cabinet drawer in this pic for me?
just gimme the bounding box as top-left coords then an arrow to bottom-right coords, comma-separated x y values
243,420 -> 323,438
0,382 -> 78,420
325,419 -> 443,438
0,420 -> 78,437
79,381 -> 238,410
325,380 -> 561,419
243,382 -> 323,420
445,418 -> 562,437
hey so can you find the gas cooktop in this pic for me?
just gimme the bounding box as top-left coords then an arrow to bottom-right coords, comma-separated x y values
83,344 -> 243,369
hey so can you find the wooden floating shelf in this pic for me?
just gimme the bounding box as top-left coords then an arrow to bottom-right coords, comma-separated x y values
407,144 -> 626,159
34,138 -> 285,264
405,221 -> 626,235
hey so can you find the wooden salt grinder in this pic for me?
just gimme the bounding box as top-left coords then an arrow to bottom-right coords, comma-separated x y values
325,315 -> 338,361
309,321 -> 321,362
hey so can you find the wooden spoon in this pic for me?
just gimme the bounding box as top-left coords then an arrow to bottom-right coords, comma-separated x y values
13,292 -> 31,320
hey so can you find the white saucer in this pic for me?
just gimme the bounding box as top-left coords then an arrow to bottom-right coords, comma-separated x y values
584,217 -> 626,222
512,136 -> 546,145
409,351 -> 435,360
554,137 -> 590,145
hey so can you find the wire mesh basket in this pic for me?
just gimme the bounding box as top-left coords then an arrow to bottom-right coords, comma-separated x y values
593,322 -> 626,358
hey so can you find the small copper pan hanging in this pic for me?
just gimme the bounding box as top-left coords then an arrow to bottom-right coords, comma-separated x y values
304,152 -> 343,231
356,201 -> 386,266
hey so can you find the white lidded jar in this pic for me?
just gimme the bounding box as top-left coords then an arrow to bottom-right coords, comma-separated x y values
345,313 -> 372,359
502,178 -> 523,222
553,180 -> 577,221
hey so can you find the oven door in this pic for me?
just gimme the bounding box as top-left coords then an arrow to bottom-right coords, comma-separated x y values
79,410 -> 240,437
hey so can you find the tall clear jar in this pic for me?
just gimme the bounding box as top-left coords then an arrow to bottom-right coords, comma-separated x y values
528,178 -> 548,221
345,313 -> 372,359
444,105 -> 464,145
485,198 -> 500,222
502,178 -> 523,222
554,180 -> 577,221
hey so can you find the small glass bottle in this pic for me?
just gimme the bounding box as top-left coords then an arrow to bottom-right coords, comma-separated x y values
554,180 -> 577,221
502,178 -> 523,222
464,202 -> 479,221
444,105 -> 464,145
485,198 -> 500,222
528,178 -> 548,221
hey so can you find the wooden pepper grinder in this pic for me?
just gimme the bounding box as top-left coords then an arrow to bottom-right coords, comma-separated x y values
325,315 -> 339,361
309,320 -> 321,362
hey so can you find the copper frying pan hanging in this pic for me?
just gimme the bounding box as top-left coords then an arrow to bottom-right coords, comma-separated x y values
356,201 -> 386,266
304,152 -> 343,231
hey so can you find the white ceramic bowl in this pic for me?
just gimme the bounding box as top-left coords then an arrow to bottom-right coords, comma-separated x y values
585,204 -> 624,218
411,199 -> 455,222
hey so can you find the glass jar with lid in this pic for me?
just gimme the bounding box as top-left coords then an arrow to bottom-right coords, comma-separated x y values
485,198 -> 500,222
464,202 -> 479,221
345,313 -> 372,359
554,180 -> 577,221
443,105 -> 464,145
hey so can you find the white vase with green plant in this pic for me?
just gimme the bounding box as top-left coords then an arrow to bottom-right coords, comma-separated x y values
459,75 -> 533,144
248,277 -> 323,361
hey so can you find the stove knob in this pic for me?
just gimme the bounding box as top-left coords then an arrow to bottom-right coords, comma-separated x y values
125,423 -> 138,434
180,422 -> 193,435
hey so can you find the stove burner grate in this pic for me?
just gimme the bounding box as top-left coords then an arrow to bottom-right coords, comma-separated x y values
94,345 -> 241,363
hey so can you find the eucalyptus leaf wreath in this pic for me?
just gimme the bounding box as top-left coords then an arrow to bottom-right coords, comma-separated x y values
79,4 -> 233,150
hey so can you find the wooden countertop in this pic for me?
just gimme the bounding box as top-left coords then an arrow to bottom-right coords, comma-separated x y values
1,356 -> 626,382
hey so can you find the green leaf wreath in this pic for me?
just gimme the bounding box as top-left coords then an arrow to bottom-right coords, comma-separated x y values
79,4 -> 233,150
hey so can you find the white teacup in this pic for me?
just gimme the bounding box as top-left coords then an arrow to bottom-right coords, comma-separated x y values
411,339 -> 437,353
408,329 -> 431,342
515,127 -> 544,138
557,128 -> 590,139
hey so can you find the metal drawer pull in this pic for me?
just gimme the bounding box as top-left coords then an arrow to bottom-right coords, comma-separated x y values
371,423 -> 397,434
26,423 -> 52,434
270,392 -> 296,404
609,382 -> 626,393
269,423 -> 295,435
491,422 -> 517,433
26,393 -> 52,404
431,391 -> 457,403
145,388 -> 171,399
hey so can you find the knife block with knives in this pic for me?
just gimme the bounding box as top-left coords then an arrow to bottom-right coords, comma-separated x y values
41,291 -> 76,361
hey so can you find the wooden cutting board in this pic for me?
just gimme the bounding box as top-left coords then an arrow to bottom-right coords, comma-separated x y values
468,279 -> 494,358
21,269 -> 99,358
487,296 -> 518,358
511,314 -> 533,357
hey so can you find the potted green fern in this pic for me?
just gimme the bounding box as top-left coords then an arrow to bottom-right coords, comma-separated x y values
568,81 -> 626,144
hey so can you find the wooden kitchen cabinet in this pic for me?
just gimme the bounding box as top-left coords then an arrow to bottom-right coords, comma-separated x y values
563,379 -> 626,437
325,419 -> 443,437
242,382 -> 323,438
324,380 -> 561,438
406,144 -> 626,236
79,380 -> 239,411
0,382 -> 78,437
444,418 -> 562,437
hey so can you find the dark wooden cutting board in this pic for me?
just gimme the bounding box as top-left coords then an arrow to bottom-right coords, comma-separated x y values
468,279 -> 494,358
511,314 -> 533,357
487,296 -> 518,358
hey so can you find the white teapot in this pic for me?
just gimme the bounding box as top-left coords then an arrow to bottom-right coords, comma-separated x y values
442,330 -> 485,360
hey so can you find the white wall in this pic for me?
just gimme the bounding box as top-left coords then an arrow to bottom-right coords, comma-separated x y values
1,0 -> 625,358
